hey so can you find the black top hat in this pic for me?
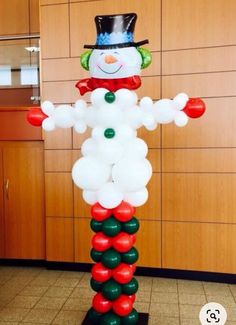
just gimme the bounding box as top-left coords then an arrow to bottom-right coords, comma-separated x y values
84,13 -> 148,49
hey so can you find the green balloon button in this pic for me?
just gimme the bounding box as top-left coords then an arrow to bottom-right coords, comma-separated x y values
104,91 -> 116,103
104,128 -> 115,139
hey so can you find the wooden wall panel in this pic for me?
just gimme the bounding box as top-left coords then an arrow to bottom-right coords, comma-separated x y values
0,0 -> 29,36
0,150 -> 5,257
162,0 -> 236,50
137,127 -> 160,149
162,173 -> 236,223
147,149 -> 160,173
162,72 -> 236,99
74,218 -> 93,263
162,97 -> 236,148
46,217 -> 74,261
163,148 -> 236,173
74,185 -> 91,218
43,128 -> 72,149
45,149 -> 73,171
45,172 -> 73,216
136,173 -> 161,221
136,221 -> 161,268
70,0 -> 160,56
73,130 -> 92,149
30,0 -> 40,33
40,4 -> 70,58
163,222 -> 236,273
163,46 -> 236,75
41,0 -> 68,4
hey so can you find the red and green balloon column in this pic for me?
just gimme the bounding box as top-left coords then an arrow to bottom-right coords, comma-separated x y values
88,201 -> 140,325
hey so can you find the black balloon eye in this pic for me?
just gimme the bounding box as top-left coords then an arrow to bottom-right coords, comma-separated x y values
100,52 -> 105,56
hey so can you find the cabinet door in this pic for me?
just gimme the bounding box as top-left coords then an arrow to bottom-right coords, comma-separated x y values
3,142 -> 45,259
0,149 -> 4,257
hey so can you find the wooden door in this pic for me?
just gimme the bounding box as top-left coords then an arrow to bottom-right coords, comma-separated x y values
2,141 -> 45,259
0,149 -> 4,257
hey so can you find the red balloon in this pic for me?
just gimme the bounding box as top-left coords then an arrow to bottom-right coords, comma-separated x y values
113,201 -> 136,222
113,294 -> 133,316
183,98 -> 206,118
113,263 -> 133,284
130,234 -> 136,245
91,202 -> 112,221
27,107 -> 48,126
128,294 -> 136,303
91,262 -> 112,282
92,292 -> 112,313
129,264 -> 136,273
92,232 -> 112,252
112,232 -> 133,253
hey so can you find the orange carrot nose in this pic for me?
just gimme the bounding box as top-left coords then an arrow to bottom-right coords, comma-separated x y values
104,55 -> 118,64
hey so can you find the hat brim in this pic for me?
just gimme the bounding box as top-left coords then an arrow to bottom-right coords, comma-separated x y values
84,39 -> 149,49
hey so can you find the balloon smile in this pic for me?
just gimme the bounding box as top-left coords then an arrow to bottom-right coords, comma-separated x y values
98,65 -> 123,74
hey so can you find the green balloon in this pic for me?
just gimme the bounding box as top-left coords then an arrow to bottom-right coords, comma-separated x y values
90,277 -> 103,292
121,309 -> 138,324
122,278 -> 139,295
102,216 -> 122,237
122,217 -> 140,234
90,219 -> 103,232
104,128 -> 116,139
104,92 -> 116,104
102,279 -> 122,301
102,249 -> 121,269
121,247 -> 139,264
100,311 -> 121,325
90,248 -> 103,262
88,307 -> 102,324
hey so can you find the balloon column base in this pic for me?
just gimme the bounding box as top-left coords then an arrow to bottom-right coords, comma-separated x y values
81,312 -> 149,324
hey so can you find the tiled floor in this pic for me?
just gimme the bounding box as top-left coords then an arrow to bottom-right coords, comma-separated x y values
0,266 -> 235,324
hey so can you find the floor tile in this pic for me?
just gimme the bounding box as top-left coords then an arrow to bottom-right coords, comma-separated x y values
179,304 -> 202,319
152,278 -> 178,293
44,286 -> 73,298
34,297 -> 67,310
135,276 -> 153,292
19,286 -> 49,297
133,302 -> 150,313
22,308 -> 58,324
149,315 -> 180,325
151,292 -> 178,304
62,297 -> 91,312
59,271 -> 84,280
178,280 -> 204,295
0,307 -> 29,322
29,277 -> 57,287
206,294 -> 236,307
180,318 -> 200,325
54,278 -> 79,288
136,290 -> 152,303
70,287 -> 93,299
149,303 -> 179,317
203,282 -> 232,296
226,306 -> 236,321
178,293 -> 206,305
7,295 -> 40,309
52,310 -> 86,324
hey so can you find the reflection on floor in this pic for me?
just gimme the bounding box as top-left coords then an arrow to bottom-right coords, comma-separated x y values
0,266 -> 235,324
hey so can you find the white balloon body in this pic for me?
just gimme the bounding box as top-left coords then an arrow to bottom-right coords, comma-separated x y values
42,87 -> 189,208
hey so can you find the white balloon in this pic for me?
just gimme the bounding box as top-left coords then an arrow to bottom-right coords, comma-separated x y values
116,125 -> 135,142
72,157 -> 110,190
54,106 -> 75,128
124,187 -> 148,207
75,99 -> 87,110
153,99 -> 176,124
42,118 -> 55,131
85,106 -> 98,128
145,122 -> 158,131
125,138 -> 148,159
97,182 -> 123,209
92,126 -> 104,141
174,111 -> 189,127
112,158 -> 152,192
140,97 -> 153,110
97,105 -> 122,127
115,89 -> 138,108
83,190 -> 97,205
74,121 -> 87,134
173,93 -> 189,110
91,88 -> 108,107
81,138 -> 97,156
98,139 -> 124,164
41,101 -> 54,116
124,106 -> 143,129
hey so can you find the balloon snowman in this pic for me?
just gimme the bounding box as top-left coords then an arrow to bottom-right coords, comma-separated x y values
28,13 -> 205,325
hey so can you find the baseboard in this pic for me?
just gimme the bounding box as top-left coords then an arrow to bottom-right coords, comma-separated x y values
0,259 -> 235,284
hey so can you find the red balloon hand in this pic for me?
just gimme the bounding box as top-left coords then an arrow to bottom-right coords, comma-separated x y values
183,98 -> 206,118
27,107 -> 48,127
